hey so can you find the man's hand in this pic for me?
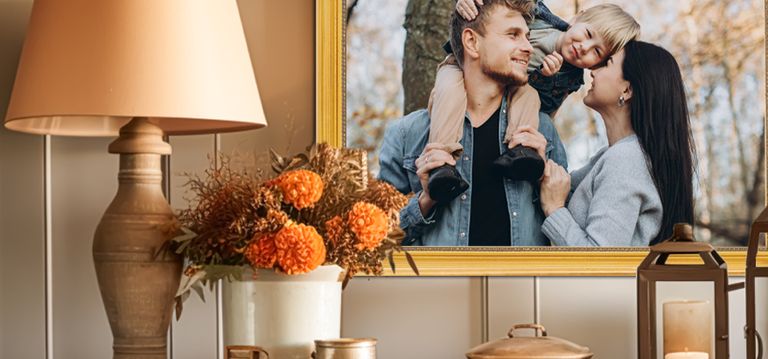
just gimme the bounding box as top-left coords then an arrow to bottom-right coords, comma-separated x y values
507,125 -> 547,160
415,143 -> 456,215
540,160 -> 571,216
541,52 -> 564,76
456,0 -> 483,21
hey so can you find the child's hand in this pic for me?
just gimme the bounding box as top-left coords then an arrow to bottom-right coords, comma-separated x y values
415,143 -> 457,214
541,52 -> 564,76
508,126 -> 547,161
456,0 -> 483,21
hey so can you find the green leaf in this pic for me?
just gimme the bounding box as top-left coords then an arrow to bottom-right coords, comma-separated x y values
270,149 -> 287,174
172,227 -> 198,243
387,252 -> 396,273
153,240 -> 171,260
191,282 -> 206,303
175,269 -> 207,297
174,239 -> 191,254
202,265 -> 246,282
287,155 -> 309,170
175,296 -> 184,321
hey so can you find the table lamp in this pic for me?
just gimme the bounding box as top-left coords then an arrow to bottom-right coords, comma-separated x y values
4,0 -> 266,358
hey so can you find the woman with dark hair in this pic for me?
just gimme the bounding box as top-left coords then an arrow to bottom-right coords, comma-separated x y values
538,40 -> 695,246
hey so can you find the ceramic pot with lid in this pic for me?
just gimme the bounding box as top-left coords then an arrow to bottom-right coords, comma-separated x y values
466,324 -> 593,359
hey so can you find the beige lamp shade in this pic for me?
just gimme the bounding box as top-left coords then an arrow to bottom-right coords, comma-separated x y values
5,0 -> 266,136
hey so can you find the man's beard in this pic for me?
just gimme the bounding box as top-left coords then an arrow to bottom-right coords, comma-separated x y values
481,58 -> 528,86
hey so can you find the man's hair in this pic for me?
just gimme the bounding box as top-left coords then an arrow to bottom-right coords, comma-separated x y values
449,0 -> 535,69
572,4 -> 640,59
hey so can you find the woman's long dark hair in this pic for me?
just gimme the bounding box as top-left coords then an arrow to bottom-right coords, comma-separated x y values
622,41 -> 696,245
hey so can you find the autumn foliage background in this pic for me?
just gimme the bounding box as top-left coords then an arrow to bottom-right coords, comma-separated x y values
347,0 -> 765,245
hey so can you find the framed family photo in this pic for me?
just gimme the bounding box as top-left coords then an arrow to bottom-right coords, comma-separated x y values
316,0 -> 768,275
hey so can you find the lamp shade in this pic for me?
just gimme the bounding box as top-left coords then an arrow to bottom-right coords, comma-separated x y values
5,0 -> 266,136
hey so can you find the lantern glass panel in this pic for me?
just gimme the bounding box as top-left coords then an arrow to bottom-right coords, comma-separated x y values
755,279 -> 768,354
655,282 -> 715,358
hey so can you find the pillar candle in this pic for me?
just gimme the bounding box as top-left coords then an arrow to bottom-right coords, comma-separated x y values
663,301 -> 712,357
664,352 -> 708,359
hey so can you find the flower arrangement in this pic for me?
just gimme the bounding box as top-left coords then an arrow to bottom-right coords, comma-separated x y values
169,143 -> 416,313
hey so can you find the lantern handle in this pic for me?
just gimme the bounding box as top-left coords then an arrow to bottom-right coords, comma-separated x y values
508,324 -> 547,338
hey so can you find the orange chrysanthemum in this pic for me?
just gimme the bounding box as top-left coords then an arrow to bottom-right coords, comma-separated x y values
270,169 -> 324,210
274,222 -> 327,274
244,234 -> 277,269
325,215 -> 344,246
347,202 -> 389,250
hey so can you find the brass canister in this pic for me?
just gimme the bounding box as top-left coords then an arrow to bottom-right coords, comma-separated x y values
312,338 -> 377,359
225,345 -> 269,359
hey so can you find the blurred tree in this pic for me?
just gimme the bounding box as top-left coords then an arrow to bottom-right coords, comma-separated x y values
346,0 -> 359,25
666,0 -> 765,245
402,0 -> 454,114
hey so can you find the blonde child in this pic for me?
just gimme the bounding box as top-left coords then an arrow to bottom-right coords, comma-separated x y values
427,0 -> 640,203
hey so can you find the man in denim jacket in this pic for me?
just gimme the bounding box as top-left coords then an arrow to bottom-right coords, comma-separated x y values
379,0 -> 568,246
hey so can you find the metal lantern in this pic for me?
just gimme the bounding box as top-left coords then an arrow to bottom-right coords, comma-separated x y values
637,224 -> 732,359
746,207 -> 768,358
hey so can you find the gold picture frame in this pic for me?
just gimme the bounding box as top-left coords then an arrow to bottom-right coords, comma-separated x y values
314,0 -> 768,276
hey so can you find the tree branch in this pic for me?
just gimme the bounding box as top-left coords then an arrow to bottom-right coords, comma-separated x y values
695,220 -> 748,245
346,0 -> 360,26
747,125 -> 765,209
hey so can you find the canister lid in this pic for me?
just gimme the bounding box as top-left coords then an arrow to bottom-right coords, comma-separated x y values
466,324 -> 593,359
314,338 -> 377,348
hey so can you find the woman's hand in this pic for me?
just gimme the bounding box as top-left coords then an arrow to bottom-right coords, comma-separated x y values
507,125 -> 547,160
456,0 -> 483,21
540,160 -> 571,216
415,143 -> 456,214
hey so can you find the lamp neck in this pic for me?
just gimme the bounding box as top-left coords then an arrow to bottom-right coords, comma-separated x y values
108,117 -> 171,155
117,155 -> 163,185
107,117 -> 170,189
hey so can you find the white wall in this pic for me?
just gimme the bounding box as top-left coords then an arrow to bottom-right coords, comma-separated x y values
0,1 -> 42,358
1,1 -> 767,359
0,0 -> 316,358
341,276 -> 766,358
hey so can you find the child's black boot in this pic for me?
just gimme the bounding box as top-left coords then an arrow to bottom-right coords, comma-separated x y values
427,164 -> 469,203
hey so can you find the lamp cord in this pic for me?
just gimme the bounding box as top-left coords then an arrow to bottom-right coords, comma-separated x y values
757,330 -> 764,359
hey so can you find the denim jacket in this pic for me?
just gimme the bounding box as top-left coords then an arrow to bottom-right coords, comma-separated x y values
378,94 -> 568,246
528,0 -> 585,114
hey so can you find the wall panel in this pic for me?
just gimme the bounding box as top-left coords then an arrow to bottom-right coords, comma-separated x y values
539,277 -> 638,358
487,277 -> 535,340
342,277 -> 483,359
169,135 -> 217,359
0,131 -> 44,358
222,0 -> 316,166
0,1 -> 44,357
51,137 -> 116,358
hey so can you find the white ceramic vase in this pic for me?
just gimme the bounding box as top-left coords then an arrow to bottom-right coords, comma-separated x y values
222,265 -> 346,359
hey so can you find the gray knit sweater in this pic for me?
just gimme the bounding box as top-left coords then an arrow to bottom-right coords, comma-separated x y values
541,135 -> 663,246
